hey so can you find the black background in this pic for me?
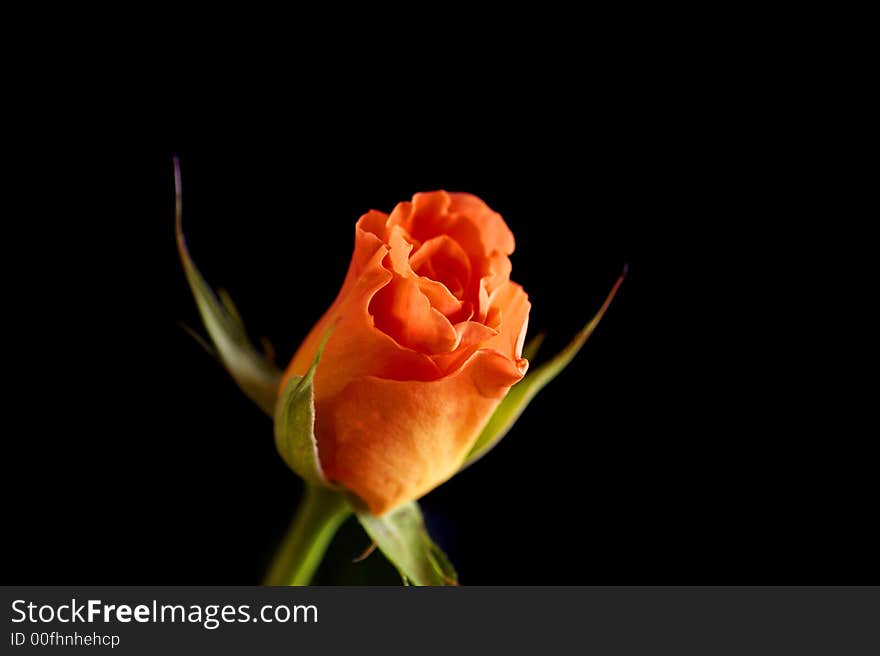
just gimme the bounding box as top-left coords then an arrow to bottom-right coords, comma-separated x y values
3,57 -> 870,585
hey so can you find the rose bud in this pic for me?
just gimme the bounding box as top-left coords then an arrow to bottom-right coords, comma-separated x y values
177,159 -> 623,584
281,191 -> 530,515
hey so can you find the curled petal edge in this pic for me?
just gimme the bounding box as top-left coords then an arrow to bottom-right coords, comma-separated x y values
461,269 -> 627,470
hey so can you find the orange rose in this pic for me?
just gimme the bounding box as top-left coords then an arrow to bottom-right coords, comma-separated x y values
281,191 -> 530,515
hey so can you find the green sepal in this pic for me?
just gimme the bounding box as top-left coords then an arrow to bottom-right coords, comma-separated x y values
356,502 -> 458,586
521,331 -> 546,362
174,158 -> 282,416
274,331 -> 333,486
462,271 -> 626,469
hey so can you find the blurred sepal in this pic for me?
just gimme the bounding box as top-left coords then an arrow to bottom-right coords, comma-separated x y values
174,158 -> 282,416
274,331 -> 334,487
356,503 -> 458,586
462,268 -> 627,469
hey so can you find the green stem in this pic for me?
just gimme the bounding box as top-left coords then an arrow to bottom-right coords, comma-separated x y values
264,485 -> 352,586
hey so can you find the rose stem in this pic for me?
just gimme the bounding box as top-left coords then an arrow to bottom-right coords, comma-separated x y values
263,485 -> 352,586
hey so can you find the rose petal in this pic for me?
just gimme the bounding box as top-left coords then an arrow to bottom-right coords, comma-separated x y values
481,252 -> 513,296
386,226 -> 466,321
472,252 -> 513,321
410,235 -> 472,294
385,224 -> 418,275
389,191 -> 515,262
432,321 -> 498,374
483,281 -> 531,363
446,192 -> 515,256
318,348 -> 527,514
281,226 -> 442,403
370,273 -> 459,354
357,209 -> 390,241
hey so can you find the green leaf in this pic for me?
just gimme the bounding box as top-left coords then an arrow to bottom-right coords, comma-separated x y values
356,502 -> 458,586
462,270 -> 627,469
274,331 -> 333,486
174,158 -> 282,416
